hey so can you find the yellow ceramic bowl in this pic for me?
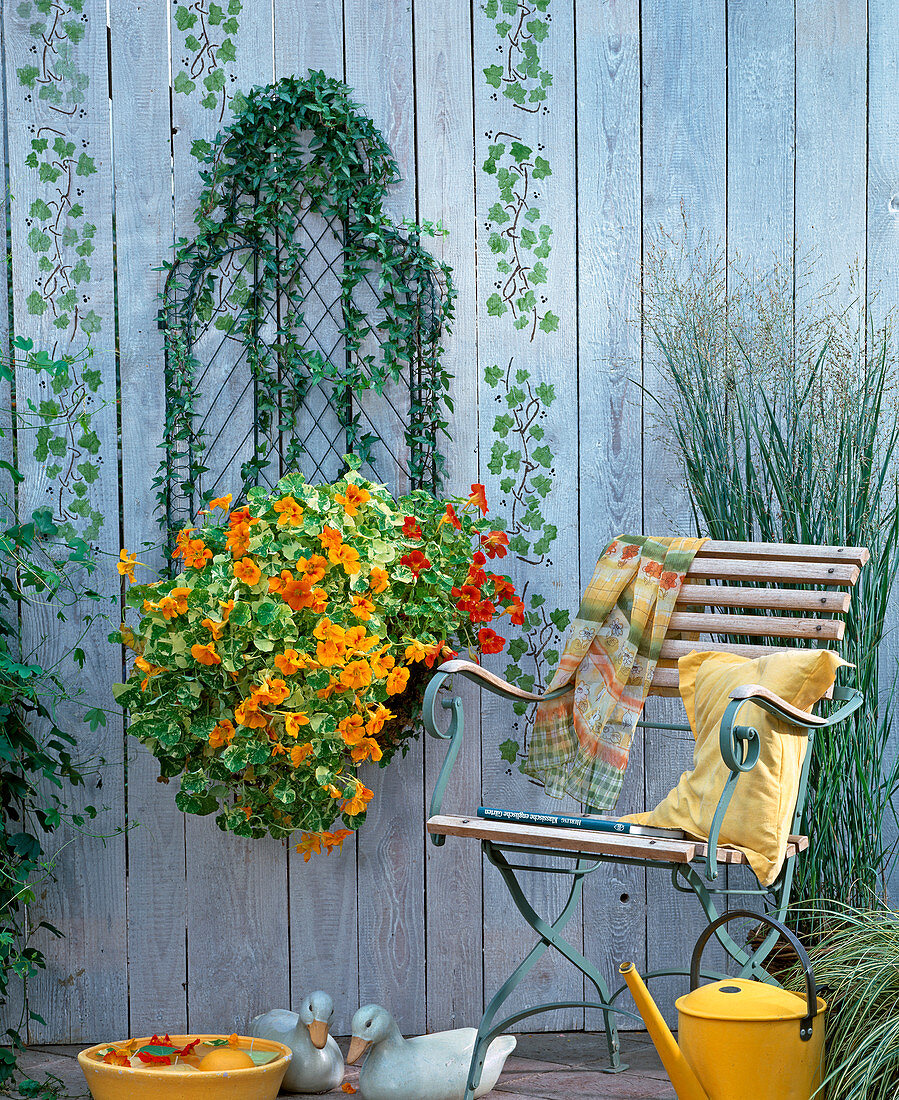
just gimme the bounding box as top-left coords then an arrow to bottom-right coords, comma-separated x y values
78,1034 -> 292,1100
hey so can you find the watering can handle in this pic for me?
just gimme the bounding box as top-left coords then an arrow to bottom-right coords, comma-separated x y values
689,909 -> 819,1042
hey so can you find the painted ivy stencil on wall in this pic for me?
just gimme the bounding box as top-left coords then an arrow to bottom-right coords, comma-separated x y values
171,0 -> 243,156
16,0 -> 100,338
479,0 -> 567,759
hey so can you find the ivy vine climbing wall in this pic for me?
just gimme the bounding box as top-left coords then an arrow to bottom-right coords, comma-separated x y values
16,0 -> 100,340
479,0 -> 570,757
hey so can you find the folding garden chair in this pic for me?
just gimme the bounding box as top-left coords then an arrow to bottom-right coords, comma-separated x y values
423,540 -> 867,1100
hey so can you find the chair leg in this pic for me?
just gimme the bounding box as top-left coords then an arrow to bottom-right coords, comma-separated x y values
468,845 -> 628,1088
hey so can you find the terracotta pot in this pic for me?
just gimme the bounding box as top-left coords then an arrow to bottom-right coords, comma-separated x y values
78,1034 -> 291,1100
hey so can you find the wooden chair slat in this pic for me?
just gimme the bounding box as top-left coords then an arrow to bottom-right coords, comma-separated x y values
695,540 -> 869,566
668,610 -> 845,641
660,638 -> 799,660
427,815 -> 809,867
686,558 -> 859,586
676,584 -> 851,613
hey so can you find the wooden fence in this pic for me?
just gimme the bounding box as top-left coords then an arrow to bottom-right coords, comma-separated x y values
1,0 -> 897,1042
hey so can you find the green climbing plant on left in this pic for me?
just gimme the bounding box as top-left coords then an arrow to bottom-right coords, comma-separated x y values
0,338 -> 116,1096
15,0 -> 101,339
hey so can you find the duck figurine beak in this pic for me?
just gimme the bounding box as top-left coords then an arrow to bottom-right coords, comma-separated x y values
308,1019 -> 329,1050
346,1036 -> 371,1064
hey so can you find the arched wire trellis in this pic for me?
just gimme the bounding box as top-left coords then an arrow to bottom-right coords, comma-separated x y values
157,71 -> 455,547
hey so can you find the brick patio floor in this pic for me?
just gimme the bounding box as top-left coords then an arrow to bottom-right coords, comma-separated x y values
13,1032 -> 676,1099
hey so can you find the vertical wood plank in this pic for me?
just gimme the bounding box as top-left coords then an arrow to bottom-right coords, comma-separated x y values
865,0 -> 898,903
274,0 -> 361,1038
795,1 -> 867,290
474,0 -> 584,1031
641,0 -> 727,1025
169,2 -> 289,1034
724,0 -> 796,915
343,0 -> 425,1036
4,0 -> 127,1042
109,0 -> 184,1035
576,0 -> 646,1029
415,0 -> 483,1032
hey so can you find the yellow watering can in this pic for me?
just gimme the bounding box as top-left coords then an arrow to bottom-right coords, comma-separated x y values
620,911 -> 826,1100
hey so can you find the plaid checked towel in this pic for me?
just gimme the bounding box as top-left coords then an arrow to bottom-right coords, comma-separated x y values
523,535 -> 705,810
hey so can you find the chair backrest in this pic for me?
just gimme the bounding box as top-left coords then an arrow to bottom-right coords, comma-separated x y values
649,540 -> 869,696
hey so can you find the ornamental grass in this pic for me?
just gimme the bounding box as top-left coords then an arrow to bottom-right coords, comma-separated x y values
643,237 -> 899,924
113,465 -> 520,856
784,903 -> 899,1098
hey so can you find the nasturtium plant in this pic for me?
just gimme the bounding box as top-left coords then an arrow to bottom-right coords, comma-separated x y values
113,463 -> 522,855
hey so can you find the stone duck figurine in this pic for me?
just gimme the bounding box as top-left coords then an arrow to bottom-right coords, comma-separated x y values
249,990 -> 344,1094
346,1004 -> 516,1100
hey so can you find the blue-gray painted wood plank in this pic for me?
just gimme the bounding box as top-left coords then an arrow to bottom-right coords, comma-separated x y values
275,0 -> 362,1039
641,0 -> 727,1027
4,0 -> 127,1043
344,0 -> 426,1036
576,0 -> 646,1031
474,0 -> 585,1033
415,0 -> 484,1033
109,0 -> 185,1037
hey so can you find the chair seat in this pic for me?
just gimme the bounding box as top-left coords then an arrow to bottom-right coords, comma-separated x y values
427,814 -> 809,866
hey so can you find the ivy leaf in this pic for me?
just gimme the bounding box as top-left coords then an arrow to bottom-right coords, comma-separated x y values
174,6 -> 197,30
29,198 -> 51,220
208,2 -> 225,24
532,473 -> 552,497
486,293 -> 507,317
71,259 -> 91,284
62,19 -> 85,43
509,141 -> 532,162
530,261 -> 548,284
535,382 -> 556,405
532,156 -> 552,179
550,608 -> 571,633
38,162 -> 61,184
484,363 -> 502,386
191,138 -> 212,159
27,228 -> 51,253
173,71 -> 196,95
488,232 -> 509,255
532,444 -> 553,468
17,65 -> 39,88
201,93 -> 218,110
526,18 -> 549,41
204,69 -> 226,92
484,0 -> 498,17
218,37 -> 236,62
538,311 -> 560,334
483,64 -> 503,89
487,202 -> 509,226
80,310 -> 102,336
507,637 -> 528,661
75,152 -> 97,177
26,291 -> 47,316
499,738 -> 519,764
503,82 -> 526,105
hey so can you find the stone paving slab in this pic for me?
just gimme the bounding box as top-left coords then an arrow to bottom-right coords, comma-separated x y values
8,1032 -> 674,1099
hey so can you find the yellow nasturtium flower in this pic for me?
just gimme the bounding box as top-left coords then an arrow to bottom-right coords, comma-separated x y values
191,642 -> 221,666
335,484 -> 370,517
273,494 -> 304,527
117,549 -> 142,583
208,493 -> 233,511
385,666 -> 410,695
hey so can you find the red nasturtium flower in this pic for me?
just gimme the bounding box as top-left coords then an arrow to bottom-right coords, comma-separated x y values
478,627 -> 506,654
444,503 -> 462,530
401,550 -> 431,576
507,598 -> 526,626
481,530 -> 510,558
401,515 -> 422,539
468,483 -> 489,514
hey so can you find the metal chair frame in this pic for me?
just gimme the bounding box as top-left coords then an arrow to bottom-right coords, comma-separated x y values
422,664 -> 863,1100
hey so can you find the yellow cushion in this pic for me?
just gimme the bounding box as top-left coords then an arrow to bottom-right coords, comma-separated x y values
623,648 -> 846,885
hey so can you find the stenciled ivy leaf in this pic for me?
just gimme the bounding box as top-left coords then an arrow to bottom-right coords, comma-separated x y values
499,738 -> 519,764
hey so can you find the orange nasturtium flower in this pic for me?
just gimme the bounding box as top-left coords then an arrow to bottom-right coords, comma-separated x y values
273,494 -> 304,527
366,705 -> 394,737
351,594 -> 375,621
369,566 -> 389,593
103,1049 -> 131,1067
208,719 -> 236,749
344,626 -> 379,652
255,677 -> 290,705
340,660 -> 373,691
404,639 -> 430,664
344,781 -> 375,817
202,616 -> 226,641
117,549 -> 142,583
283,712 -> 310,737
318,525 -> 343,552
290,741 -> 313,766
134,655 -> 165,691
297,832 -> 323,862
338,714 -> 365,740
298,554 -> 329,583
332,543 -> 362,576
335,483 -> 371,516
208,493 -> 233,511
191,641 -> 221,666
385,666 -> 410,695
183,538 -> 213,570
274,648 -> 304,676
171,526 -> 197,560
310,587 -> 329,613
369,647 -> 396,678
233,556 -> 262,585
235,697 -> 267,729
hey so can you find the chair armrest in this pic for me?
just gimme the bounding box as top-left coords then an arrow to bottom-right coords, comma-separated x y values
702,684 -> 864,880
420,660 -> 573,846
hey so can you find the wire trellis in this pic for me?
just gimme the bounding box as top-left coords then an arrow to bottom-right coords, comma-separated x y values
156,73 -> 455,545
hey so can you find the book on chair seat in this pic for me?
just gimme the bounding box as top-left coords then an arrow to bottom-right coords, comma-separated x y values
477,805 -> 685,839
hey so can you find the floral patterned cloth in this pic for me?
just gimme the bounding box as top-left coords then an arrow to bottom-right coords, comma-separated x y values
524,535 -> 706,809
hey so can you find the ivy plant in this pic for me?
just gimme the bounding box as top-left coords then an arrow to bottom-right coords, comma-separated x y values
159,71 -> 456,544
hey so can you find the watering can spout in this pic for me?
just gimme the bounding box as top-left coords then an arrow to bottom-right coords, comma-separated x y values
619,962 -> 710,1100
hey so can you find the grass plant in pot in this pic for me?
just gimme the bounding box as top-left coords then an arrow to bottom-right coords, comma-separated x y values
112,461 -> 522,857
